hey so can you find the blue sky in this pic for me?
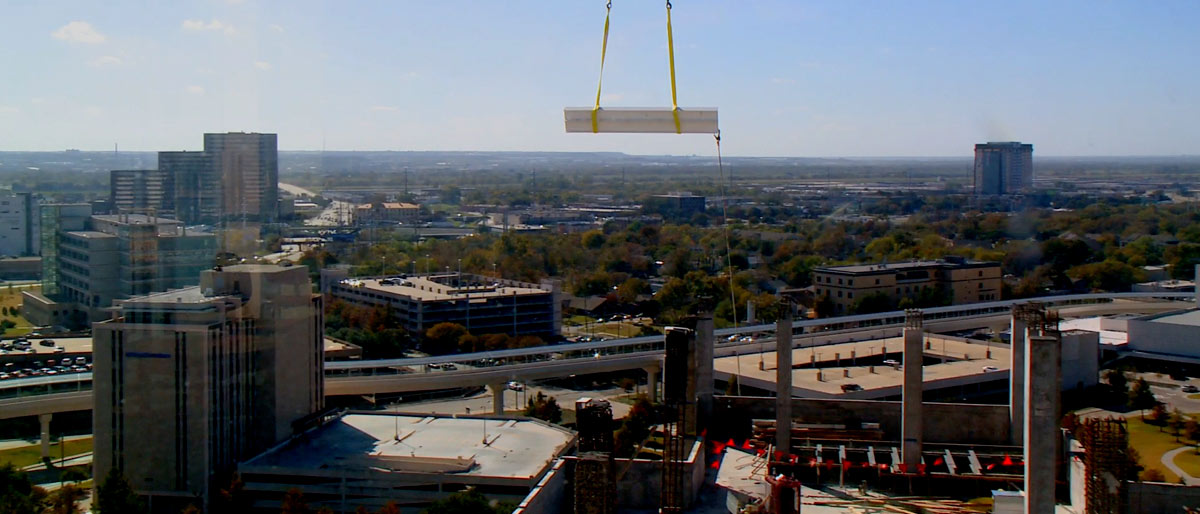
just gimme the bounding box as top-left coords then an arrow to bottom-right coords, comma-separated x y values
2,1 -> 1198,157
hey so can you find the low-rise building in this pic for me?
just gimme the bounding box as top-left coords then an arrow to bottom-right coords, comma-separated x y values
353,202 -> 419,224
812,258 -> 1002,316
328,273 -> 561,339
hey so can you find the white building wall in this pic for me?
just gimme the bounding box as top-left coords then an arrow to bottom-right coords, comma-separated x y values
0,193 -> 37,256
1127,315 -> 1200,358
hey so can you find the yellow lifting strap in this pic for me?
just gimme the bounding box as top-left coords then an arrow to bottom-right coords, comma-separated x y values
666,1 -> 681,134
592,1 -> 613,133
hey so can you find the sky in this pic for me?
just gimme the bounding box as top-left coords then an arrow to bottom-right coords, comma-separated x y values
1,1 -> 1198,157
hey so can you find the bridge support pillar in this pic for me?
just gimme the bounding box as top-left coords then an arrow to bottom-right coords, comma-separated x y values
489,383 -> 506,415
644,365 -> 660,403
39,413 -> 51,459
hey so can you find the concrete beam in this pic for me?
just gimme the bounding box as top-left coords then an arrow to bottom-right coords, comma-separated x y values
1024,334 -> 1061,514
901,309 -> 924,471
488,383 -> 506,415
776,312 -> 793,455
1010,304 -> 1028,445
695,315 -> 715,435
39,413 -> 51,459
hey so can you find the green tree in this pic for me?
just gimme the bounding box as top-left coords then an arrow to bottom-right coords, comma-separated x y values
214,473 -> 252,514
1104,369 -> 1129,405
523,392 -> 563,424
0,464 -> 47,514
1150,403 -> 1169,429
1169,409 -> 1187,442
95,468 -> 144,514
1185,420 -> 1200,451
850,291 -> 893,315
1129,377 -> 1158,419
423,488 -> 512,514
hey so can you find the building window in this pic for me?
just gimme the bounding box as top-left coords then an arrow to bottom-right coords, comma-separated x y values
848,279 -> 854,286
848,292 -> 854,299
978,271 -> 983,277
837,278 -> 843,285
875,278 -> 880,285
837,291 -> 843,298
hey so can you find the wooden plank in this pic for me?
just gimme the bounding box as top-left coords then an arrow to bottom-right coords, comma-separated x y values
564,107 -> 719,134
968,449 -> 982,475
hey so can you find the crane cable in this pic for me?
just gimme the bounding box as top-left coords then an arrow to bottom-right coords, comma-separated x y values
591,1 -> 613,133
716,130 -> 737,328
666,1 -> 681,134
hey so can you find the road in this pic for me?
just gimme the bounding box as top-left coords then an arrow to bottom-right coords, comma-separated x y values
387,382 -> 634,419
280,182 -> 354,227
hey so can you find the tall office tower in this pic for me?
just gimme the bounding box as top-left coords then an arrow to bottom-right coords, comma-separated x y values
159,151 -> 218,225
974,142 -> 1034,195
93,264 -> 323,509
203,132 -> 278,222
0,192 -> 40,257
110,169 -> 174,215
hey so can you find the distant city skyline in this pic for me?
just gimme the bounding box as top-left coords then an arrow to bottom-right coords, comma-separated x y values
2,1 -> 1199,157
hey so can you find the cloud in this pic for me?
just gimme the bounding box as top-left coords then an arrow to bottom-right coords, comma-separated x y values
89,55 -> 122,68
51,21 -> 107,44
269,24 -> 285,34
370,105 -> 398,112
181,19 -> 235,35
254,61 -> 271,70
186,85 -> 206,95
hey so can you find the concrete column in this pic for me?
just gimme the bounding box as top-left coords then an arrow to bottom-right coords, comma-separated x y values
644,365 -> 660,403
39,413 -> 52,459
695,315 -> 715,436
1010,304 -> 1027,445
1025,334 -> 1061,514
489,383 -> 506,415
776,311 -> 794,455
901,310 -> 923,471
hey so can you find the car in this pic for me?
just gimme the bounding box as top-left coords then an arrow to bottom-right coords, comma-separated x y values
24,348 -> 35,354
982,366 -> 999,373
44,368 -> 57,376
727,335 -> 740,342
0,372 -> 10,380
425,363 -> 442,370
507,381 -> 524,391
1183,385 -> 1199,393
53,347 -> 65,353
841,384 -> 863,392
441,364 -> 458,371
882,359 -> 900,366
39,339 -> 55,347
71,365 -> 86,373
46,359 -> 56,367
75,357 -> 87,365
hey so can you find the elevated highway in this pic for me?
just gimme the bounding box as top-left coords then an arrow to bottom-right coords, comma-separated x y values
1,293 -> 1191,420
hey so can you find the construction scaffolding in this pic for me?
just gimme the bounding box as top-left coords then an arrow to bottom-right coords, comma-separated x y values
1076,418 -> 1130,514
574,398 -> 615,514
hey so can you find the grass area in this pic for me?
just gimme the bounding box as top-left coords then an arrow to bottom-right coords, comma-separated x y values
1125,415 -> 1200,482
0,438 -> 93,469
1188,393 -> 1200,400
0,284 -> 36,337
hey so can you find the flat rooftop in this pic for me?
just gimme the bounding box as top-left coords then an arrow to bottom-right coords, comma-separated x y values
338,274 -> 549,302
244,413 -> 575,481
816,260 -> 996,275
1143,308 -> 1200,327
715,335 -> 1009,399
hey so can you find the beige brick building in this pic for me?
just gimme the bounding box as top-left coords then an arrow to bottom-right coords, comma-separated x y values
812,258 -> 1002,316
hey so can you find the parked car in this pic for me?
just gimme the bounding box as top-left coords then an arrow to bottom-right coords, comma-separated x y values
982,366 -> 999,373
1183,385 -> 1199,393
39,339 -> 55,347
507,381 -> 525,391
841,384 -> 863,392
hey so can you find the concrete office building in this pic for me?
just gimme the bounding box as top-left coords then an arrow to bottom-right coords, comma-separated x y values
159,151 -> 219,225
93,265 -> 324,509
0,192 -> 40,257
974,142 -> 1034,195
812,258 -> 1002,316
110,169 -> 174,215
644,192 -> 706,220
204,132 -> 278,222
23,212 -> 217,327
327,272 -> 561,339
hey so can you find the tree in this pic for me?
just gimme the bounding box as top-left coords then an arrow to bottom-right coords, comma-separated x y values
1141,468 -> 1167,482
1150,403 -> 1169,429
423,322 -> 468,355
1129,377 -> 1157,418
1169,409 -> 1187,442
94,468 -> 144,514
850,292 -> 893,315
214,473 -> 252,514
423,488 -> 512,514
377,501 -> 401,514
1104,369 -> 1129,405
523,392 -> 563,424
280,488 -> 309,514
1185,420 -> 1200,451
0,464 -> 47,514
48,484 -> 85,514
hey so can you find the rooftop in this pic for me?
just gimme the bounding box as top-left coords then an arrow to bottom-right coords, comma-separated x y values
243,413 -> 575,481
91,214 -> 182,226
714,335 -> 1009,399
1143,308 -> 1200,327
816,259 -> 998,275
336,274 -> 549,302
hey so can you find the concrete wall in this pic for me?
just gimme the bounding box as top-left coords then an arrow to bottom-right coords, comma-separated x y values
1128,314 -> 1200,358
1127,481 -> 1200,513
513,459 -> 568,514
612,441 -> 705,510
1061,330 -> 1099,391
715,396 -> 1011,446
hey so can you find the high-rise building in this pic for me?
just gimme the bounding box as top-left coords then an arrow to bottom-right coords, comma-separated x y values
973,142 -> 1034,195
203,132 -> 278,222
0,192 -> 40,257
22,212 -> 217,327
159,151 -> 218,225
93,264 -> 323,509
110,169 -> 174,215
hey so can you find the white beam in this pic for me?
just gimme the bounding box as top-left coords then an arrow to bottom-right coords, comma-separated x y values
564,107 -> 718,134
